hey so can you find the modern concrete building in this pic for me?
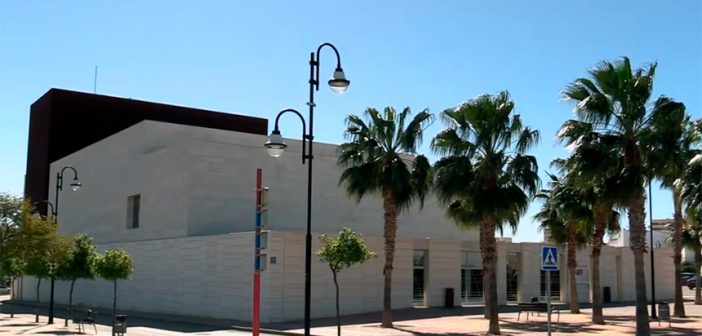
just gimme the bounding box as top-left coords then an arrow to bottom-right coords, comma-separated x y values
609,218 -> 696,264
19,89 -> 675,323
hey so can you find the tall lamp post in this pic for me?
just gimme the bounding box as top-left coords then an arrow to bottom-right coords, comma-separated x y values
264,42 -> 349,336
48,166 -> 82,324
649,181 -> 657,319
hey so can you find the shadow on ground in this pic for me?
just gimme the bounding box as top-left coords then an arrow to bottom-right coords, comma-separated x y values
1,300 -> 229,333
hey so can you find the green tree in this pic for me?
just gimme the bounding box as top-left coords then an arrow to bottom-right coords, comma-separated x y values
0,193 -> 23,286
534,170 -> 593,314
96,248 -> 133,335
337,106 -> 432,328
548,143 -> 623,324
682,207 -> 702,305
681,119 -> 702,209
20,208 -> 64,323
432,91 -> 540,335
646,99 -> 699,317
316,228 -> 375,336
560,57 -> 682,334
58,234 -> 98,327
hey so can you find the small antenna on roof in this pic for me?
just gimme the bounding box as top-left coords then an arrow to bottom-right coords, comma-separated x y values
93,66 -> 98,94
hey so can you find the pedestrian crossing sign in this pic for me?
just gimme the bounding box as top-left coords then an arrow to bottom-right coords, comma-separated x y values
541,246 -> 559,271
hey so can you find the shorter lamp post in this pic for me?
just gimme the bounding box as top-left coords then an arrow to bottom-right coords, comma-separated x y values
48,166 -> 81,325
36,200 -> 55,222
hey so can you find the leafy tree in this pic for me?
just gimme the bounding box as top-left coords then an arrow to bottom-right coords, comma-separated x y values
683,207 -> 702,305
0,193 -> 23,286
548,145 -> 622,324
96,248 -> 133,335
20,208 -> 63,323
316,228 -> 375,336
58,234 -> 98,327
432,91 -> 539,335
646,99 -> 698,317
1,257 -> 25,317
681,119 -> 702,209
560,57 -> 682,334
534,169 -> 593,314
337,106 -> 432,328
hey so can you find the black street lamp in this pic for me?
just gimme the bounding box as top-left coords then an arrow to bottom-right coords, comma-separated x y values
36,200 -> 55,222
649,182 -> 657,319
48,165 -> 82,324
264,42 -> 349,336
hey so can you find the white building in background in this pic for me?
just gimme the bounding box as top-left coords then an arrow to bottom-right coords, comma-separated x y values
609,219 -> 696,264
19,89 -> 675,323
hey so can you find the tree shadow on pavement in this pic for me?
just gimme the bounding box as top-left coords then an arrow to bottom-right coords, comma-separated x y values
392,326 -> 476,336
35,331 -> 76,335
497,319 -> 600,334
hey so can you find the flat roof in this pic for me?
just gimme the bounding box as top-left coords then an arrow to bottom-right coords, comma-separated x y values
25,88 -> 268,210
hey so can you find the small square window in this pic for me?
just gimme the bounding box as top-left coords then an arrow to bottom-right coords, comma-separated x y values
127,194 -> 140,229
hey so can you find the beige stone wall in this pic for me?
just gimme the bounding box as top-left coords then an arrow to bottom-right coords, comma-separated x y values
19,232 -> 677,323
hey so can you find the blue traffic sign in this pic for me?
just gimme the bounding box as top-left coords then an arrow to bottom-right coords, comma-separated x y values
541,246 -> 559,271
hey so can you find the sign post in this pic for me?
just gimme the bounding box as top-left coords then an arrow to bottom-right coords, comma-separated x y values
541,246 -> 559,336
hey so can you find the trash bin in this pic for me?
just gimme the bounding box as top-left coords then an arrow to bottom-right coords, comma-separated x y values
658,301 -> 670,326
603,286 -> 611,304
444,288 -> 455,308
113,314 -> 127,334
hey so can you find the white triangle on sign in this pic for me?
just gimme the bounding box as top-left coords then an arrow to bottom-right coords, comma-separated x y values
544,249 -> 557,266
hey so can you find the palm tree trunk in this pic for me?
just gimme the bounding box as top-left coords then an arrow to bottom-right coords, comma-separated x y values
591,204 -> 606,324
672,189 -> 685,317
35,278 -> 41,323
65,279 -> 76,327
381,189 -> 397,328
481,218 -> 500,335
481,224 -> 489,319
695,243 -> 701,305
629,195 -> 651,336
333,271 -> 341,336
567,224 -> 580,314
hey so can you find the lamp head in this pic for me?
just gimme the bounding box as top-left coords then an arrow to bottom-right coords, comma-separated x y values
264,130 -> 287,157
328,67 -> 350,94
70,179 -> 82,191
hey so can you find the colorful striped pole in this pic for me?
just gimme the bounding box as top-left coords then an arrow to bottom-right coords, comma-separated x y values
253,168 -> 262,336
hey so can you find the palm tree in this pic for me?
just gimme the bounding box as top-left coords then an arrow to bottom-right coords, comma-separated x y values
337,107 -> 433,328
681,119 -> 702,209
556,121 -> 623,324
560,57 -> 681,334
646,100 -> 697,317
681,206 -> 702,305
432,91 -> 539,335
534,169 -> 592,314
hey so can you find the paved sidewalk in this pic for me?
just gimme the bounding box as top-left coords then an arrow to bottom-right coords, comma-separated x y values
281,302 -> 702,335
3,293 -> 702,335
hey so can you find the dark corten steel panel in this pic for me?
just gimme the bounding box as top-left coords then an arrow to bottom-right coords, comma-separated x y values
25,88 -> 268,212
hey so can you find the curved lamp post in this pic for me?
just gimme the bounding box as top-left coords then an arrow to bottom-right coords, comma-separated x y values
649,182 -> 657,319
48,165 -> 81,324
264,42 -> 349,336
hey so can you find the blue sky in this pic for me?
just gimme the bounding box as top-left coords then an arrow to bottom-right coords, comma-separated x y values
1,1 -> 700,242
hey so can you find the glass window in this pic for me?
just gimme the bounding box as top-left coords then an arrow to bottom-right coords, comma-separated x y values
127,194 -> 140,229
413,250 -> 427,306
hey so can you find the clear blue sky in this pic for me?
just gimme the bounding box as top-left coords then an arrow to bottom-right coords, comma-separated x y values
1,1 -> 700,242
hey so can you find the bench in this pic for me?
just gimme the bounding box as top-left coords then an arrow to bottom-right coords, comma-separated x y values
72,304 -> 98,334
517,302 -> 559,322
